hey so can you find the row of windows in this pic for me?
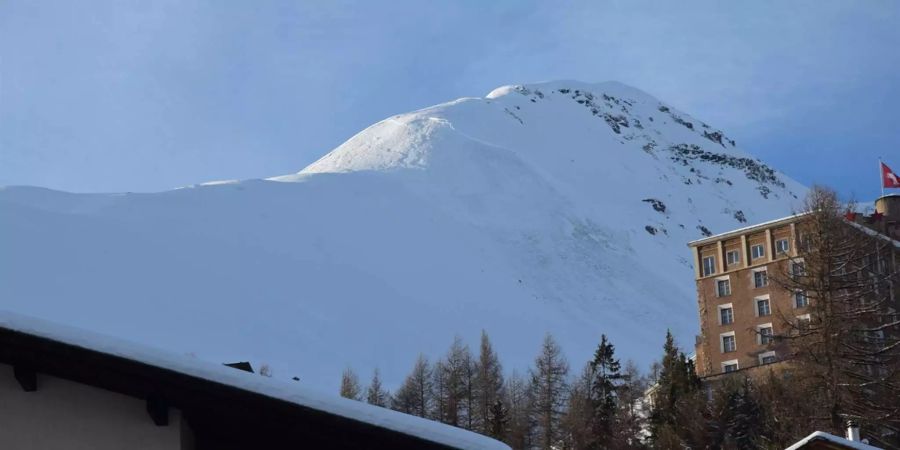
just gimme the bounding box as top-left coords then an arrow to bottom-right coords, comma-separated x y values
715,259 -> 806,299
718,314 -> 811,361
718,293 -> 807,326
714,269 -> 768,297
700,238 -> 792,277
721,351 -> 777,373
720,325 -> 774,353
718,299 -> 771,324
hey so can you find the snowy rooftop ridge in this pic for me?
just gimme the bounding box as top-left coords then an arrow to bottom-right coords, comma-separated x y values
687,212 -> 809,246
0,311 -> 510,450
785,431 -> 883,450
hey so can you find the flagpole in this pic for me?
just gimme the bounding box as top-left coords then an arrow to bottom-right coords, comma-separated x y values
880,157 -> 884,198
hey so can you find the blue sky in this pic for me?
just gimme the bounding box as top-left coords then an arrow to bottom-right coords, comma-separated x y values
2,0 -> 898,201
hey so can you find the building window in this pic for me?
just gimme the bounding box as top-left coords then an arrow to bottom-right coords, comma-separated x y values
753,270 -> 768,288
798,233 -> 811,252
722,334 -> 736,353
702,256 -> 716,276
791,261 -> 806,278
758,325 -> 774,344
726,250 -> 741,265
720,306 -> 734,325
776,238 -> 790,254
794,291 -> 808,308
797,314 -> 811,331
757,298 -> 771,317
751,244 -> 765,260
759,351 -> 777,365
716,279 -> 731,297
722,360 -> 739,373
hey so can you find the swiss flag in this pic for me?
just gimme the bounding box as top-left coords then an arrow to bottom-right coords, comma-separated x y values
883,162 -> 900,188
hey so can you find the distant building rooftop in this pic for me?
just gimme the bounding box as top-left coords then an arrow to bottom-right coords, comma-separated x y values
687,212 -> 808,247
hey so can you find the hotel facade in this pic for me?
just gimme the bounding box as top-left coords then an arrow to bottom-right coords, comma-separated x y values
689,194 -> 900,377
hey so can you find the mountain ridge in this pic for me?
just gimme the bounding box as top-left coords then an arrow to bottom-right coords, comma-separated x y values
0,80 -> 805,391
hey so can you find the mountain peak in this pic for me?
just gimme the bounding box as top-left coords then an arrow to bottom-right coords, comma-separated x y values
2,80 -> 805,393
486,80 -> 653,102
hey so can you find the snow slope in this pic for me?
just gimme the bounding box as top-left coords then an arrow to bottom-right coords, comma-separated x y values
0,80 -> 805,393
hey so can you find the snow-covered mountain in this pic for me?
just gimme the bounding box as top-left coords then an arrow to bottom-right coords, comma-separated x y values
0,81 -> 805,391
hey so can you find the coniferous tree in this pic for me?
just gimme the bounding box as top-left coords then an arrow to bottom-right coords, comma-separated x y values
340,367 -> 363,401
562,365 -> 595,450
648,330 -> 703,448
530,333 -> 570,450
707,377 -> 764,450
614,361 -> 649,449
366,368 -> 390,407
431,360 -> 448,422
725,378 -> 763,450
463,348 -> 477,430
392,354 -> 433,417
588,334 -> 625,446
475,330 -> 505,435
441,336 -> 473,427
489,398 -> 510,441
504,370 -> 533,450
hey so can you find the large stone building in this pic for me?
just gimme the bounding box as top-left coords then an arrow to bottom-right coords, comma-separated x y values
689,194 -> 900,377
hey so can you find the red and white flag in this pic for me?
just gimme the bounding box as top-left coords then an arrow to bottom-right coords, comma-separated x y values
883,162 -> 900,188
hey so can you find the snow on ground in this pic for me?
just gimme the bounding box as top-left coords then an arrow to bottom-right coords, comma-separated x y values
0,311 -> 509,450
0,80 -> 806,393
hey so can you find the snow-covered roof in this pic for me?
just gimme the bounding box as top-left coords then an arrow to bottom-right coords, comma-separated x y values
687,212 -> 808,246
785,431 -> 883,450
846,220 -> 900,249
0,311 -> 509,450
689,210 -> 900,249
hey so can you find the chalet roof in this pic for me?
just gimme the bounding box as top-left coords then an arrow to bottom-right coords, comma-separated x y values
0,311 -> 509,450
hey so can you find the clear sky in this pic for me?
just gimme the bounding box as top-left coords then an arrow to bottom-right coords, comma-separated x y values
2,0 -> 898,201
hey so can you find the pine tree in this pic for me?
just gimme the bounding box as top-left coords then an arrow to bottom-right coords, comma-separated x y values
440,336 -> 473,427
475,330 -> 504,434
706,376 -> 763,450
366,368 -> 390,407
614,360 -> 649,449
340,367 -> 362,401
463,348 -> 476,430
504,370 -> 533,450
562,364 -> 595,450
588,334 -> 624,446
431,360 -> 448,422
648,330 -> 703,448
726,378 -> 763,450
530,333 -> 570,450
489,398 -> 510,441
392,354 -> 433,417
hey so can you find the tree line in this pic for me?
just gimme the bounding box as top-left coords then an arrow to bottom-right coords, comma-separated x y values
340,330 -> 650,449
341,326 -> 896,450
339,327 -> 830,449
